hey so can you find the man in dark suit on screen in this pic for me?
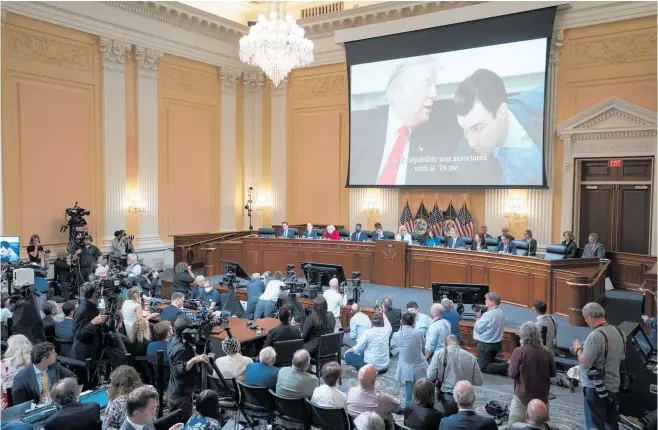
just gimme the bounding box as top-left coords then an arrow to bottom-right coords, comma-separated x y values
350,57 -> 439,186
439,381 -> 497,430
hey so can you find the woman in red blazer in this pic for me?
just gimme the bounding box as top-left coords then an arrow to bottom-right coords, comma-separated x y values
322,225 -> 340,240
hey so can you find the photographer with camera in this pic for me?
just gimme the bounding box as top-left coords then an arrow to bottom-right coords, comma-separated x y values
73,236 -> 102,285
54,250 -> 73,300
168,316 -> 210,422
473,292 -> 507,375
253,271 -> 286,319
137,266 -> 161,298
323,278 -> 348,332
572,302 -> 626,430
71,283 -> 107,362
111,230 -> 134,264
27,234 -> 48,268
124,254 -> 142,278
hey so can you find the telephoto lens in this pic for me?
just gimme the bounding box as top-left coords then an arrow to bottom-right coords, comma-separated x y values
587,368 -> 608,399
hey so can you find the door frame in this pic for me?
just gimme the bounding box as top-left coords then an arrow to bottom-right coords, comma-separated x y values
557,97 -> 657,255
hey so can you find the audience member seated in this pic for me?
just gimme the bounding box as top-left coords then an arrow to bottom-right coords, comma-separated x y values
197,280 -> 221,311
311,361 -> 346,408
323,224 -> 340,240
425,230 -> 442,247
507,323 -> 556,425
1,334 -> 32,404
263,306 -> 301,347
254,271 -> 285,319
161,293 -> 185,324
302,223 -> 319,240
244,347 -> 279,390
396,225 -> 413,245
44,377 -> 101,430
561,230 -> 578,258
438,381 -> 497,430
346,364 -> 400,428
381,297 -> 401,334
42,301 -> 58,343
425,304 -> 451,360
354,411 -> 385,430
128,318 -> 151,359
302,296 -> 336,356
510,399 -> 549,430
344,303 -> 372,348
582,232 -> 605,258
182,389 -> 222,430
405,301 -> 430,335
471,233 -> 487,251
440,299 -> 462,342
122,287 -> 144,342
403,378 -> 443,430
427,335 -> 483,417
497,227 -> 515,243
523,230 -> 538,257
147,321 -> 172,362
533,300 -> 558,354
393,312 -> 427,404
275,349 -> 318,399
446,228 -> 466,249
345,312 -> 391,373
12,341 -> 75,405
104,365 -> 147,430
351,223 -> 367,241
243,273 -> 265,320
216,338 -> 252,382
188,276 -> 204,301
55,300 -> 76,343
172,262 -> 196,298
120,386 -> 163,430
497,234 -> 517,254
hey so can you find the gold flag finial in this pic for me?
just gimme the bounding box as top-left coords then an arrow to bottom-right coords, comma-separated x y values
463,193 -> 468,201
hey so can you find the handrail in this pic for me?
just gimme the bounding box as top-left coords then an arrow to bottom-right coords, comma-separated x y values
176,231 -> 248,249
566,258 -> 611,287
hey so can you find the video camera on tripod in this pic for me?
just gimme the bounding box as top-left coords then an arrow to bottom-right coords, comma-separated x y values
60,202 -> 91,253
221,270 -> 240,289
281,264 -> 305,294
181,303 -> 223,353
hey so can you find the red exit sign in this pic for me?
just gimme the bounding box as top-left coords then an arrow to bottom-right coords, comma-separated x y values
609,159 -> 623,168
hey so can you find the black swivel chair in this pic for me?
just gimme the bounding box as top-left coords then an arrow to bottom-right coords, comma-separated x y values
236,381 -> 275,427
311,332 -> 344,378
273,339 -> 304,368
361,230 -> 372,240
461,236 -> 473,247
312,228 -> 323,238
55,338 -> 73,358
485,237 -> 499,252
269,389 -> 312,430
306,399 -> 351,430
409,232 -> 420,244
153,409 -> 182,430
258,227 -> 276,238
338,229 -> 350,240
288,228 -> 299,238
383,231 -> 395,240
544,244 -> 567,260
514,240 -> 530,256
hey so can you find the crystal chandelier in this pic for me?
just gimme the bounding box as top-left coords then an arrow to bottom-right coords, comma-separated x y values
239,4 -> 314,87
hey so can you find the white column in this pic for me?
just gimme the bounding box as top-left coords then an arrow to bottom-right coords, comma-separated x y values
100,38 -> 130,250
134,46 -> 164,248
270,79 -> 288,225
349,189 -> 368,229
349,188 -> 399,232
527,30 -> 562,251
485,189 -> 507,234
243,72 -> 264,230
219,68 -> 240,232
381,189 -> 400,232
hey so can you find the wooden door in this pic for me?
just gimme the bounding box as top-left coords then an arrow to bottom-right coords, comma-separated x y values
617,185 -> 651,254
579,185 -> 615,248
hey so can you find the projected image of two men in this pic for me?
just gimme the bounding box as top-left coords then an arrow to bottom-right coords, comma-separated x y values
348,38 -> 547,187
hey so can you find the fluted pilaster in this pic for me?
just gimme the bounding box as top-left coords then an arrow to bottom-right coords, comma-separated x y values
349,188 -> 399,232
243,72 -> 264,230
219,67 -> 241,232
101,38 -> 130,249
270,79 -> 288,225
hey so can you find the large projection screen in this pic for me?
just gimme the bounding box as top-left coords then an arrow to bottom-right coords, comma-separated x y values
345,7 -> 557,188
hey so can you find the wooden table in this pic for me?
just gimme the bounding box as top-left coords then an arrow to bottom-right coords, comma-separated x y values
210,317 -> 280,342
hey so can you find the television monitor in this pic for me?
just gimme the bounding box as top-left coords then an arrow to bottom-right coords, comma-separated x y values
0,236 -> 20,263
301,261 -> 347,287
431,282 -> 489,306
220,260 -> 250,280
631,325 -> 654,364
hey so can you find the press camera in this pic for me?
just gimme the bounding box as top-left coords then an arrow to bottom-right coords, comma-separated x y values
281,264 -> 305,294
181,303 -> 223,353
61,202 -> 92,253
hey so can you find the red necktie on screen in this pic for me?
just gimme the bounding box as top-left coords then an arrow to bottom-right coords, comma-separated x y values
377,126 -> 408,185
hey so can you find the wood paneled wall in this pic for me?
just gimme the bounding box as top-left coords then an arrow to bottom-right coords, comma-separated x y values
551,16 -> 657,243
158,54 -> 220,240
1,13 -> 104,249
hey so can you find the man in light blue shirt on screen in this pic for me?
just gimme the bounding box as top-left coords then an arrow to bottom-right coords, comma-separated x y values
406,301 -> 431,335
425,303 -> 452,360
345,312 -> 392,373
473,292 -> 507,375
344,303 -> 372,347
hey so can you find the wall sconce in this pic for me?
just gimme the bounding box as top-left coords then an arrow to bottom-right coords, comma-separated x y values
253,193 -> 273,213
127,189 -> 146,215
362,191 -> 382,217
504,192 -> 528,222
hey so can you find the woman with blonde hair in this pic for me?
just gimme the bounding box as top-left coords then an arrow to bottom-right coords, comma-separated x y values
121,286 -> 143,341
1,335 -> 32,403
322,224 -> 340,240
103,365 -> 147,430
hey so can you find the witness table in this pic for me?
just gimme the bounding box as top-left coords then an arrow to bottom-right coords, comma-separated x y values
210,317 -> 280,342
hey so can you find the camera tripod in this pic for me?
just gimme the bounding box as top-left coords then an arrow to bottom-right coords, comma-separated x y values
348,281 -> 375,308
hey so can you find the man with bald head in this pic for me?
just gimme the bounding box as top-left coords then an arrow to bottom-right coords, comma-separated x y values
302,223 -> 318,239
324,278 -> 348,332
346,364 -> 401,427
518,399 -> 549,429
425,303 -> 452,359
344,303 -> 372,348
438,381 -> 497,429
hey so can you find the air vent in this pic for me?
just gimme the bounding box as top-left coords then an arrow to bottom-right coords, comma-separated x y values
301,2 -> 344,19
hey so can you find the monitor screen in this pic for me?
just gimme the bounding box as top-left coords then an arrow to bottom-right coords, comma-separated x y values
0,236 -> 20,263
301,261 -> 347,286
633,329 -> 653,360
432,282 -> 489,304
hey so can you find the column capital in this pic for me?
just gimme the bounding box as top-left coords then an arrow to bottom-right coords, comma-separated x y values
271,77 -> 289,94
220,67 -> 242,90
134,46 -> 163,79
549,29 -> 564,65
1,10 -> 7,28
243,71 -> 264,93
100,38 -> 131,71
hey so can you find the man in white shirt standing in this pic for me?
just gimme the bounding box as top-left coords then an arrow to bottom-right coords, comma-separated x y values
323,278 -> 348,332
253,271 -> 286,319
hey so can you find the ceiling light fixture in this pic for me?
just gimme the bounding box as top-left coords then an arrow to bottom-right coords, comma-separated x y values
239,2 -> 314,87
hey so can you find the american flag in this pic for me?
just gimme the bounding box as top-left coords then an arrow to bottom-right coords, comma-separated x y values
400,201 -> 414,233
429,201 -> 444,236
456,201 -> 474,238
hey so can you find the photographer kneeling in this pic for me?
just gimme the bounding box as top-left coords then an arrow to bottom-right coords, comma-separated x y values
168,316 -> 210,422
572,302 -> 626,430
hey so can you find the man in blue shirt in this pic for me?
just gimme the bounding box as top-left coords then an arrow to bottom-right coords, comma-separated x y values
345,312 -> 392,373
473,292 -> 507,375
344,303 -> 372,347
441,298 -> 462,342
197,282 -> 220,311
406,301 -> 431,335
245,346 -> 280,390
425,303 -> 451,359
243,273 -> 265,320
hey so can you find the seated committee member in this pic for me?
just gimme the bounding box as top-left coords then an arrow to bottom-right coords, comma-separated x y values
161,293 -> 185,324
279,221 -> 295,239
452,68 -> 543,186
349,57 -> 438,186
583,232 -> 605,258
351,224 -> 367,241
471,232 -> 487,252
497,226 -> 515,242
524,230 -> 537,257
45,378 -> 101,430
561,231 -> 578,258
371,226 -> 385,241
497,234 -> 516,254
323,225 -> 340,240
396,225 -> 413,244
480,225 -> 494,239
301,223 -> 318,239
13,341 -> 76,405
425,230 -> 441,247
446,228 -> 466,249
